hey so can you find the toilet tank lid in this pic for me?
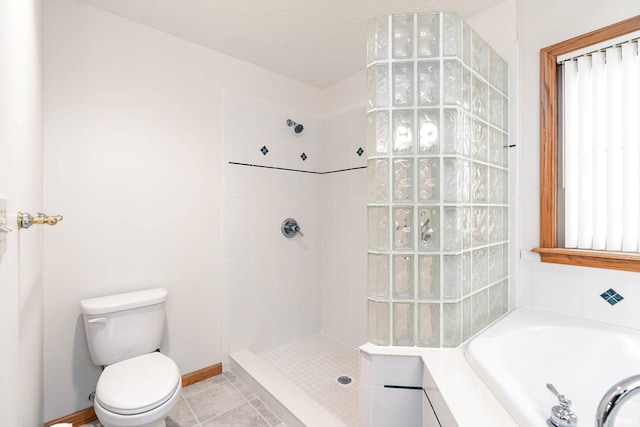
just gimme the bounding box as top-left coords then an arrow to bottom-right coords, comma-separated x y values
81,288 -> 168,315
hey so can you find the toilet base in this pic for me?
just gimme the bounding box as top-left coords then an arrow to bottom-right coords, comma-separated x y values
100,420 -> 165,427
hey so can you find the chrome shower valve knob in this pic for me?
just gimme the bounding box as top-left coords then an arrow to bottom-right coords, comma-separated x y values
281,218 -> 303,238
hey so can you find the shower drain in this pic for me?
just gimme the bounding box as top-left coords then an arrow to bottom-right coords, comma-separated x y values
337,375 -> 352,385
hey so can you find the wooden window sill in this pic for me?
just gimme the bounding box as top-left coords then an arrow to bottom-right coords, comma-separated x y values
532,247 -> 640,272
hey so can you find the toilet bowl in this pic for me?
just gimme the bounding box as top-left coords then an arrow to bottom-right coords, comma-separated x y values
94,353 -> 181,427
81,288 -> 181,427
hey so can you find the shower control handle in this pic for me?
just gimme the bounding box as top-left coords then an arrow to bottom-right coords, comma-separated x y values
291,224 -> 303,236
281,218 -> 303,238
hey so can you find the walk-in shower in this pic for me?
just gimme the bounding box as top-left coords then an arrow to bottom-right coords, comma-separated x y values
222,86 -> 366,425
222,9 -> 510,425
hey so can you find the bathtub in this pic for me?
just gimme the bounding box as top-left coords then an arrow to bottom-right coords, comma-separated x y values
466,307 -> 640,426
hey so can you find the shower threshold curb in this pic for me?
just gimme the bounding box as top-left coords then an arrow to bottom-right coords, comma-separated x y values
230,350 -> 345,427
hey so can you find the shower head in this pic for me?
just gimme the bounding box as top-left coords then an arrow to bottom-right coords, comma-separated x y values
286,119 -> 304,134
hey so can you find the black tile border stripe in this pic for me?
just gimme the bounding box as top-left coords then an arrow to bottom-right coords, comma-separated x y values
325,166 -> 367,175
229,162 -> 366,175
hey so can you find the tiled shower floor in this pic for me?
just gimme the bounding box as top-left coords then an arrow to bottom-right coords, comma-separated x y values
259,335 -> 360,426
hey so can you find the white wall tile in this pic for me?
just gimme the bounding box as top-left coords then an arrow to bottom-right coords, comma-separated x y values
516,257 -> 533,307
334,312 -> 352,345
321,308 -> 337,338
368,354 -> 422,388
371,385 -> 423,427
360,352 -> 373,385
358,382 -> 372,426
531,262 -> 583,316
526,259 -> 640,331
382,356 -> 424,388
349,281 -> 368,324
350,320 -> 368,349
582,268 -> 640,329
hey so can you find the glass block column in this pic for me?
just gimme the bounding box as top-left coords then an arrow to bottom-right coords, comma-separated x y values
366,12 -> 509,348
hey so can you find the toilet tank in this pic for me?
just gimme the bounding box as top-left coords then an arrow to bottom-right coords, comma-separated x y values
81,288 -> 168,366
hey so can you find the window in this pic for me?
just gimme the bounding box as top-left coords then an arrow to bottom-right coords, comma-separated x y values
535,15 -> 640,272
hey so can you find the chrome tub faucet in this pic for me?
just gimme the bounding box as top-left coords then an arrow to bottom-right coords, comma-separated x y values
596,374 -> 640,427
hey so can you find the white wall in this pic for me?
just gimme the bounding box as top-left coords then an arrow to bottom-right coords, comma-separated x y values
320,71 -> 368,348
516,0 -> 640,327
43,0 -> 322,420
0,0 -> 44,425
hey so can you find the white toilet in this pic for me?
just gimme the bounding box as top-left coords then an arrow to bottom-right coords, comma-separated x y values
81,288 -> 181,427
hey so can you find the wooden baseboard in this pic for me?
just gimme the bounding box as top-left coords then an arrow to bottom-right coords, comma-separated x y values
44,406 -> 96,427
43,362 -> 223,426
181,362 -> 223,387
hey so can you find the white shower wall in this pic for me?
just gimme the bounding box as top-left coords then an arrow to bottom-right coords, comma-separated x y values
223,72 -> 369,357
223,163 -> 323,356
223,90 -> 324,358
320,169 -> 367,348
320,72 -> 368,348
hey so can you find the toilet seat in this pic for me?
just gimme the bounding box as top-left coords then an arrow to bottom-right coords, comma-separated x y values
96,352 -> 181,415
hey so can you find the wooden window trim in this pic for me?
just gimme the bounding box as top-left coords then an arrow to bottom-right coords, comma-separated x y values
536,15 -> 640,272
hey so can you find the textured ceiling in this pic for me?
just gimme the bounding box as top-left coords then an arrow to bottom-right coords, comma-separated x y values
78,0 -> 506,88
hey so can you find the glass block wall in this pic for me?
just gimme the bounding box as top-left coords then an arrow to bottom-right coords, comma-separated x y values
366,12 -> 509,348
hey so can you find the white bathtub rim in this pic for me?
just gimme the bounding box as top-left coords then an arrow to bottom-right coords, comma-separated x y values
465,305 -> 640,427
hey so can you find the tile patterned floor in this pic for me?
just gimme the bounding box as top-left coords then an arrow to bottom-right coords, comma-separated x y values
259,335 -> 360,427
79,371 -> 284,427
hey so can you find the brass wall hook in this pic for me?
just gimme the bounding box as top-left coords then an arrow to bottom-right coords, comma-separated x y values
17,212 -> 64,229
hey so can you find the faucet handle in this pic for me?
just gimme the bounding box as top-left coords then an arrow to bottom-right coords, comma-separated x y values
547,383 -> 572,407
546,384 -> 578,427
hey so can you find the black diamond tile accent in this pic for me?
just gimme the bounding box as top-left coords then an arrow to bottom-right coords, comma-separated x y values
600,288 -> 624,306
356,147 -> 364,157
301,153 -> 307,161
260,146 -> 269,155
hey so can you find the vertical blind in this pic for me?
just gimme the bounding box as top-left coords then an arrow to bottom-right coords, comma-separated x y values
562,39 -> 640,252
